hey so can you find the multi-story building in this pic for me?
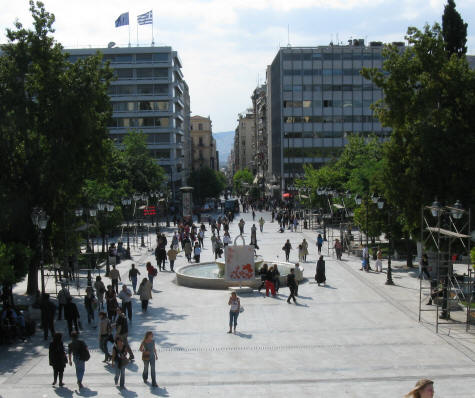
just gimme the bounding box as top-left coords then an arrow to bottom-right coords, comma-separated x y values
267,40 -> 393,191
251,85 -> 267,181
233,110 -> 256,172
67,46 -> 190,191
190,115 -> 218,171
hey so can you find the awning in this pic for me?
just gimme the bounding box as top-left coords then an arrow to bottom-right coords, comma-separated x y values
425,227 -> 470,239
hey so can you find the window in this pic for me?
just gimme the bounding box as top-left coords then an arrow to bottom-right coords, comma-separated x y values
323,100 -> 332,107
199,137 -> 203,145
137,85 -> 153,94
115,68 -> 133,79
117,85 -> 135,95
136,53 -> 153,62
198,123 -> 203,131
154,68 -> 168,78
302,100 -> 311,108
153,53 -> 169,62
155,117 -> 169,127
136,68 -> 153,79
154,84 -> 168,94
114,54 -> 133,63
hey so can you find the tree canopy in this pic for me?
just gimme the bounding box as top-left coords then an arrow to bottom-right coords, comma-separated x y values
187,167 -> 226,204
442,0 -> 468,57
361,23 -> 475,235
0,1 -> 114,293
233,169 -> 254,195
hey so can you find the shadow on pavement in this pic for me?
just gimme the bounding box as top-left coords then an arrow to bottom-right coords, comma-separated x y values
76,386 -> 98,397
235,331 -> 252,339
150,385 -> 169,396
323,284 -> 337,290
53,386 -> 74,398
118,386 -> 138,397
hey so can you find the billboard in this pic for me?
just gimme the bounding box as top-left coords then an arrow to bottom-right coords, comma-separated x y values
224,245 -> 255,281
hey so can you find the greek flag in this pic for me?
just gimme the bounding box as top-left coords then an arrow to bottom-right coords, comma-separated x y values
115,12 -> 129,27
137,10 -> 153,25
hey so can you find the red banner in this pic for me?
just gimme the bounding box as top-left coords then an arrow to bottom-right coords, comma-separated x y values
143,206 -> 156,216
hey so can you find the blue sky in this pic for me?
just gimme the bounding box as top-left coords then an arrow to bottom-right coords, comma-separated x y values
1,0 -> 474,132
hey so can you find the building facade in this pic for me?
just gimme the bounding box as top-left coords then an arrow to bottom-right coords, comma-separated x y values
267,40 -> 393,191
251,84 -> 268,182
67,46 -> 190,191
190,115 -> 218,171
233,110 -> 256,172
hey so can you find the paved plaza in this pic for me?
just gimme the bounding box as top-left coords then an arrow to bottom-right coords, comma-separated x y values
2,209 -> 475,397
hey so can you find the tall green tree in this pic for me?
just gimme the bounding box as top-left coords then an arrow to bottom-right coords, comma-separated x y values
442,0 -> 468,57
0,1 -> 113,294
188,167 -> 226,204
232,169 -> 253,195
362,24 -> 475,237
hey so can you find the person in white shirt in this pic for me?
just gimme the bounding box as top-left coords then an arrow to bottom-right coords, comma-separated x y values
118,285 -> 133,322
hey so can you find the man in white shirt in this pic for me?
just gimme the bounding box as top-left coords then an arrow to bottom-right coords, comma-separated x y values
118,285 -> 133,322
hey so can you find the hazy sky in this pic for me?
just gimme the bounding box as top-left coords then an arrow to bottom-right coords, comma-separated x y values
1,0 -> 474,132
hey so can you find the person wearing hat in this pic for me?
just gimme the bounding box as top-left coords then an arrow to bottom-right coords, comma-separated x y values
404,379 -> 434,398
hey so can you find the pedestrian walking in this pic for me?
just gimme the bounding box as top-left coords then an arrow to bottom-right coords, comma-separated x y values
334,238 -> 343,260
315,255 -> 326,286
238,219 -> 245,235
138,278 -> 153,313
258,216 -> 265,232
128,264 -> 140,294
114,308 -> 135,361
64,297 -> 80,336
265,265 -> 276,297
298,244 -> 304,262
193,241 -> 201,263
184,239 -> 192,262
301,238 -> 309,261
98,311 -> 112,363
105,285 -> 119,321
41,293 -> 56,341
404,379 -> 434,398
420,254 -> 431,280
223,232 -> 231,247
272,264 -> 281,292
118,284 -> 133,322
140,331 -> 158,387
49,332 -> 67,387
198,229 -> 204,248
252,210 -> 255,221
109,264 -> 121,294
111,336 -> 128,390
84,286 -> 97,326
167,245 -> 178,272
94,276 -> 106,310
57,284 -> 71,321
250,224 -> 258,249
375,247 -> 383,273
258,264 -> 268,292
68,331 -> 89,390
228,292 -> 240,334
146,262 -> 157,287
316,234 -> 323,255
361,244 -> 370,271
282,239 -> 292,262
286,268 -> 297,304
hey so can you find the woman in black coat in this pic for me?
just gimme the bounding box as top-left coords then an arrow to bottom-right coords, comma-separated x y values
315,255 -> 326,286
49,332 -> 67,386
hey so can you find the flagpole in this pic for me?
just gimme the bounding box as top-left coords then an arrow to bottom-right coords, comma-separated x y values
137,21 -> 139,47
151,12 -> 155,46
128,23 -> 131,47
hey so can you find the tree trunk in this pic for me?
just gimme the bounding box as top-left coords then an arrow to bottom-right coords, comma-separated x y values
26,261 -> 39,295
406,238 -> 413,267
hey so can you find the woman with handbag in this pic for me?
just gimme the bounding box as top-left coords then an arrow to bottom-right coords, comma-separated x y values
111,336 -> 128,390
228,292 -> 241,334
139,331 -> 158,387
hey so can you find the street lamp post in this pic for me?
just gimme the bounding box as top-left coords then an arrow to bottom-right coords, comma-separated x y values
355,194 -> 371,270
121,197 -> 132,259
376,198 -> 394,285
98,201 -> 115,276
31,208 -> 49,295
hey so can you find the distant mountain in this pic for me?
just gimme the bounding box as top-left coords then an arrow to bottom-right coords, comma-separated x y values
214,130 -> 234,167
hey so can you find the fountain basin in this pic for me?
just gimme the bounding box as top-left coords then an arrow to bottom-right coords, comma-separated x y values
175,260 -> 301,289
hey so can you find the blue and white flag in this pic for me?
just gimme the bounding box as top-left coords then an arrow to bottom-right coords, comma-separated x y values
137,10 -> 153,25
115,12 -> 129,28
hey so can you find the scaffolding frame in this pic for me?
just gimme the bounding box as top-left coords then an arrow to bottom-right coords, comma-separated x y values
419,205 -> 472,333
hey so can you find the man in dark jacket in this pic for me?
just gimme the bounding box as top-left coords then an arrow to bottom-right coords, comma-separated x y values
64,297 -> 80,336
286,268 -> 297,304
41,293 -> 56,340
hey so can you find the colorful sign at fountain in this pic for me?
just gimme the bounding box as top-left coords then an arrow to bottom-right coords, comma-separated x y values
224,245 -> 255,281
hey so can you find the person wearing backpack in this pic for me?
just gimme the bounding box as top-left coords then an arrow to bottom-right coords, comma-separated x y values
111,336 -> 128,389
68,331 -> 89,389
64,297 -> 80,337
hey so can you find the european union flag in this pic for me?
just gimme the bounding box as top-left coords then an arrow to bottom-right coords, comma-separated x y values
115,12 -> 129,28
